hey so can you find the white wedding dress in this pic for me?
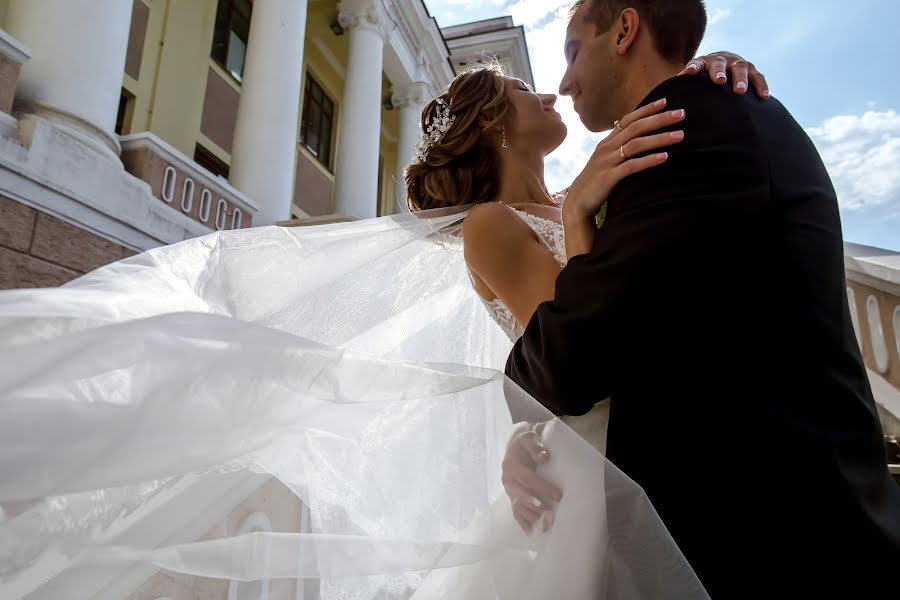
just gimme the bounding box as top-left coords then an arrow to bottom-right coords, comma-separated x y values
0,207 -> 706,599
480,207 -> 611,453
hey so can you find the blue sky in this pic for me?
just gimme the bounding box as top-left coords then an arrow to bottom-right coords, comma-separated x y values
424,0 -> 900,251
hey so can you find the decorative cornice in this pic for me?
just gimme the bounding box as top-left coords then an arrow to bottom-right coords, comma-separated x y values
445,25 -> 535,90
382,0 -> 454,91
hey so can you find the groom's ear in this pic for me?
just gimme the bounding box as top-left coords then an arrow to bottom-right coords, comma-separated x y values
614,8 -> 640,56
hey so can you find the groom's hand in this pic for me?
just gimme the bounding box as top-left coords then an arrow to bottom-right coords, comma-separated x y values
502,421 -> 563,534
680,51 -> 770,99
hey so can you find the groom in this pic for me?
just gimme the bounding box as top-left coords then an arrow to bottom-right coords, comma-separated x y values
505,0 -> 900,596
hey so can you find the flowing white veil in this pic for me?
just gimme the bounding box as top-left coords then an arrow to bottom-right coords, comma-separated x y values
0,208 -> 708,599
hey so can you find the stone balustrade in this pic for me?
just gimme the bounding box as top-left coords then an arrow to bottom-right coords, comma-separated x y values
844,243 -> 900,477
120,133 -> 257,231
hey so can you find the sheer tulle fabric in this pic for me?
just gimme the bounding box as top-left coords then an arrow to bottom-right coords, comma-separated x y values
0,210 -> 707,599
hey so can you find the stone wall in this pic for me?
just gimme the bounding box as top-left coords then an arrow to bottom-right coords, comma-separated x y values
0,195 -> 134,289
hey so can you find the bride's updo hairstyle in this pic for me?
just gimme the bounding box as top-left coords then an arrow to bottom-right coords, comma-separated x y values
406,65 -> 510,212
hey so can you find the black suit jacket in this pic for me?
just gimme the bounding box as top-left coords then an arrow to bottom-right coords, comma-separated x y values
506,74 -> 900,597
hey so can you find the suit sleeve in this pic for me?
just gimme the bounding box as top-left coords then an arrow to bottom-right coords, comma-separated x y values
505,78 -> 772,415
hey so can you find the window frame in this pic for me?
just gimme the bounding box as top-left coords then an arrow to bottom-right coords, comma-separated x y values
194,144 -> 231,180
299,73 -> 336,172
211,0 -> 253,83
115,90 -> 135,136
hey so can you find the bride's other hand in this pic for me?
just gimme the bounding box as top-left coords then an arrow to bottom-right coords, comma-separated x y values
502,421 -> 562,534
680,51 -> 770,98
563,99 -> 685,224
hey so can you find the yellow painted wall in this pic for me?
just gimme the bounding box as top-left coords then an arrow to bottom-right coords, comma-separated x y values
143,0 -> 223,159
301,2 -> 399,216
122,0 -> 162,134
299,3 -> 348,185
1,0 -> 401,217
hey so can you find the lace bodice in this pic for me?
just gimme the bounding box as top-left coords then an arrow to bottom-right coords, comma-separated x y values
477,206 -> 610,454
482,207 -> 566,341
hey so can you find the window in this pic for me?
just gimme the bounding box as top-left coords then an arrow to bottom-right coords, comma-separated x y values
115,91 -> 134,135
300,74 -> 335,170
376,154 -> 384,217
194,144 -> 230,180
211,0 -> 252,82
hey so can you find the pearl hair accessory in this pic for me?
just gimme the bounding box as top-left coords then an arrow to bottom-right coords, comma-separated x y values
413,97 -> 456,163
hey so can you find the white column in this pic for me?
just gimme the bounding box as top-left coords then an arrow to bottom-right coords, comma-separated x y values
229,0 -> 308,226
333,0 -> 390,220
391,82 -> 429,214
6,0 -> 133,162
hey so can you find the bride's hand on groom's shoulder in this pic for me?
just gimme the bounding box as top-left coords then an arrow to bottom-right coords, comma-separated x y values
562,100 -> 687,224
502,421 -> 563,534
680,51 -> 770,99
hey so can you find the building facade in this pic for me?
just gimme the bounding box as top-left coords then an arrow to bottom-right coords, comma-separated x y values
0,2 -> 535,599
0,0 -> 534,290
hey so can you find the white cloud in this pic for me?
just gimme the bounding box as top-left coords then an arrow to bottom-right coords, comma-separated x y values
708,8 -> 732,26
806,110 -> 900,212
439,0 -> 477,6
506,0 -> 570,29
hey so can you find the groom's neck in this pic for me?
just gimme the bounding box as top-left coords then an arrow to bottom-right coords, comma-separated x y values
620,55 -> 684,114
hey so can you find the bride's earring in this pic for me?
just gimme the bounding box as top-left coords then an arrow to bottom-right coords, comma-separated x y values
501,127 -> 509,149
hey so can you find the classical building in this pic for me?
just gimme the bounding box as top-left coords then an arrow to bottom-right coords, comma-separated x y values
0,2 -> 897,599
0,0 -> 535,290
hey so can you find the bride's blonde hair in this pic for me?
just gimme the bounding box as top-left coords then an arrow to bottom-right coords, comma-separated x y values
405,65 -> 511,212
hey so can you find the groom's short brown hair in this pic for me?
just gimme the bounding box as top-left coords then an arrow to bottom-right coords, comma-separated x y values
570,0 -> 707,64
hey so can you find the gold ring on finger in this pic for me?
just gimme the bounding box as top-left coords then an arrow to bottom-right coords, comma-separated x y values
614,119 -> 624,133
620,145 -> 627,160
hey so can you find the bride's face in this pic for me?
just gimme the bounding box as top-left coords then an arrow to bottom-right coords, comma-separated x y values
503,77 -> 568,156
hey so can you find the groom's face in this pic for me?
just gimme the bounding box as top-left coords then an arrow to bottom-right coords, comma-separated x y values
559,3 -> 619,132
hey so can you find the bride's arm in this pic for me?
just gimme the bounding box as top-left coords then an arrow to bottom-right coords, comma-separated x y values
562,208 -> 598,260
563,53 -> 770,258
463,202 -> 562,327
562,101 -> 688,258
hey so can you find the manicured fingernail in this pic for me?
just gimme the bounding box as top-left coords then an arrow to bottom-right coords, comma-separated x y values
716,71 -> 726,80
658,152 -> 669,161
671,109 -> 685,118
655,98 -> 667,107
736,81 -> 747,91
763,89 -> 770,98
671,130 -> 684,140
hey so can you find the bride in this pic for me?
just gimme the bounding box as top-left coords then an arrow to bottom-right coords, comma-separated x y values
405,58 -> 764,534
0,54 -> 764,599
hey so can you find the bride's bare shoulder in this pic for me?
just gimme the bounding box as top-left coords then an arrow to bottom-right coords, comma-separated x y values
463,203 -> 529,243
462,202 -> 534,265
